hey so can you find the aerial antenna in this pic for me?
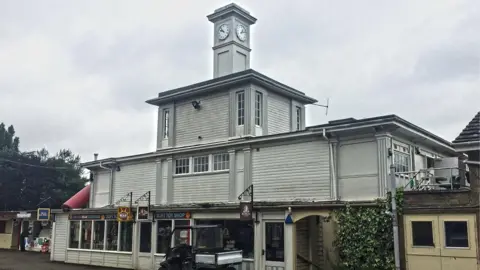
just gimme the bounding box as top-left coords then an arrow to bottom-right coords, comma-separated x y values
310,98 -> 330,116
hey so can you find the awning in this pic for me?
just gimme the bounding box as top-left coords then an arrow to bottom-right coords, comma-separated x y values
61,184 -> 91,211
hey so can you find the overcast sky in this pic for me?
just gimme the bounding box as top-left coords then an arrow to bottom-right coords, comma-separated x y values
1,0 -> 479,162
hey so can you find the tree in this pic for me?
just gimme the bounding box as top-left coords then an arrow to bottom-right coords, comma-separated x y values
0,122 -> 87,210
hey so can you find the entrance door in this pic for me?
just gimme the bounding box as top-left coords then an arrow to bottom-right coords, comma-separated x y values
136,222 -> 153,270
263,221 -> 285,270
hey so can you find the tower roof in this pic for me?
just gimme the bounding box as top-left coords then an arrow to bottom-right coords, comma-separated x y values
453,111 -> 480,144
207,3 -> 257,24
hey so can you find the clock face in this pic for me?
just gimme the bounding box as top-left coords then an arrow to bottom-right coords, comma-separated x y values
218,24 -> 230,40
236,24 -> 247,41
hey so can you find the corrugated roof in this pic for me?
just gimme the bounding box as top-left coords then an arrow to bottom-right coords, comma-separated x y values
453,111 -> 480,143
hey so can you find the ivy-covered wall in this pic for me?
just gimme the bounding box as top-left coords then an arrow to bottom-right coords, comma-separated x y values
331,188 -> 404,270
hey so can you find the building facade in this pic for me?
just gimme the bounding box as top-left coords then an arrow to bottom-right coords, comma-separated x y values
49,4 -> 462,270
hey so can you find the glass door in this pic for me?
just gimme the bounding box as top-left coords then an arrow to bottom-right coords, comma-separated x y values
263,221 -> 285,270
136,222 -> 153,270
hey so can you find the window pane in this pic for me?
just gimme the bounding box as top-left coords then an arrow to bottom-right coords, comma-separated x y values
174,220 -> 190,246
156,220 -> 172,254
193,156 -> 209,173
106,221 -> 118,251
255,92 -> 262,126
80,221 -> 92,249
445,221 -> 468,248
237,92 -> 245,126
411,221 -> 434,246
213,153 -> 229,171
296,107 -> 301,131
175,158 -> 190,174
163,110 -> 169,139
266,222 -> 284,262
92,221 -> 105,250
69,221 -> 80,248
119,222 -> 133,251
139,222 -> 152,253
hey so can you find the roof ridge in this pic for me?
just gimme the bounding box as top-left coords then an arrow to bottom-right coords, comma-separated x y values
453,111 -> 480,143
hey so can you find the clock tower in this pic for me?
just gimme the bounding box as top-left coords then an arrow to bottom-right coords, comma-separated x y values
207,3 -> 257,78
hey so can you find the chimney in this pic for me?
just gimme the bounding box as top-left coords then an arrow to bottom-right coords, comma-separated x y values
94,153 -> 98,161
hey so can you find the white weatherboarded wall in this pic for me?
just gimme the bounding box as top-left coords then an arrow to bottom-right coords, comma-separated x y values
114,161 -> 157,204
338,140 -> 379,200
252,139 -> 331,201
173,172 -> 229,203
93,170 -> 110,208
52,213 -> 68,262
267,92 -> 291,134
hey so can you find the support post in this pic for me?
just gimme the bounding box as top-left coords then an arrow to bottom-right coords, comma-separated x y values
390,164 -> 401,270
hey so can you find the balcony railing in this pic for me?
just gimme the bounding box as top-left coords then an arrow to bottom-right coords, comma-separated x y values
395,167 -> 470,191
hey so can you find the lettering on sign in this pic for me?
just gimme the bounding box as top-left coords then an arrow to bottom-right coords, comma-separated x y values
154,212 -> 191,219
37,208 -> 51,221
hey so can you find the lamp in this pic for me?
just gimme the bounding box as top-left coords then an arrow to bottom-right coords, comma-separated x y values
191,100 -> 201,109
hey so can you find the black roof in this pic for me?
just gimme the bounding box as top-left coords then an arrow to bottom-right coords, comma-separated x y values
453,111 -> 480,144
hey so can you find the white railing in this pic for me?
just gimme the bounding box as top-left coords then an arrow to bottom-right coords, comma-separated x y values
395,167 -> 469,191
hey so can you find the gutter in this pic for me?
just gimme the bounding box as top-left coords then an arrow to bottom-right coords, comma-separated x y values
323,128 -> 338,200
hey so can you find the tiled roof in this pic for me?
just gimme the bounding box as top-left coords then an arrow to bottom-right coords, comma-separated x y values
453,111 -> 480,143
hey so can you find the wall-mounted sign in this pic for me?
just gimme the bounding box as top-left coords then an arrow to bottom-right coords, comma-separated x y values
239,202 -> 252,220
117,207 -> 133,222
16,212 -> 32,219
69,213 -> 117,221
137,206 -> 149,220
37,208 -> 50,221
154,212 -> 191,219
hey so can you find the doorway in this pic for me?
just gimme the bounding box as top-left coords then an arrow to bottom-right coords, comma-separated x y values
136,222 -> 153,270
263,221 -> 285,270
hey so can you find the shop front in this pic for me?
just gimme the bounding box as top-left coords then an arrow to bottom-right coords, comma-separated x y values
0,211 -> 19,250
17,209 -> 53,252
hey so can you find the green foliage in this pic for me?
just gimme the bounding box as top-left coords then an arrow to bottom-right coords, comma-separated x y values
332,188 -> 404,270
0,122 -> 87,210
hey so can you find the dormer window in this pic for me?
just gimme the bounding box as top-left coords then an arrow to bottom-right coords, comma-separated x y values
237,91 -> 245,126
163,109 -> 170,139
255,92 -> 263,126
296,106 -> 301,131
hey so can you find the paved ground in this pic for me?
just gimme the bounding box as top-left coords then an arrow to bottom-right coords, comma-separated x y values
0,250 -> 124,270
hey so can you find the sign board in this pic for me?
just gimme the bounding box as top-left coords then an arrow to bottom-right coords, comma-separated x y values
69,213 -> 117,220
117,207 -> 133,222
137,206 -> 149,220
154,212 -> 190,219
239,202 -> 253,220
37,208 -> 50,221
17,212 -> 32,219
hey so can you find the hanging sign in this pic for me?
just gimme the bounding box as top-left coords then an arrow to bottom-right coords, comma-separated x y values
37,208 -> 51,221
137,206 -> 149,220
239,202 -> 253,220
17,212 -> 32,219
154,212 -> 191,219
117,207 -> 133,222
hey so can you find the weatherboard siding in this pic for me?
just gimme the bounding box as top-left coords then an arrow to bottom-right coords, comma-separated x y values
267,92 -> 291,134
114,161 -> 156,204
252,139 -> 331,201
93,170 -> 110,208
173,172 -> 229,203
175,92 -> 230,147
65,250 -> 133,269
52,213 -> 67,262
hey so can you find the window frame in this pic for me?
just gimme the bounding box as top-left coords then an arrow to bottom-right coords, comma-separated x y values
213,153 -> 229,171
444,220 -> 469,248
296,106 -> 301,131
237,91 -> 245,126
193,155 -> 209,173
175,158 -> 190,175
155,219 -> 192,255
67,219 -> 133,253
255,91 -> 263,127
411,221 -> 435,247
174,153 -> 230,176
163,109 -> 170,139
0,220 -> 6,234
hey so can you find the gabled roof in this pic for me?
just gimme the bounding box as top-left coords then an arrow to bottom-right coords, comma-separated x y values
453,111 -> 480,144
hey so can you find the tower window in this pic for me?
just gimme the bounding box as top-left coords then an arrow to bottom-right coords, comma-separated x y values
163,109 -> 169,139
296,106 -> 301,131
237,91 -> 245,126
255,92 -> 263,126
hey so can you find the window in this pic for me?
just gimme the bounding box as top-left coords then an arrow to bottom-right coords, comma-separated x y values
411,221 -> 434,246
69,221 -> 80,248
106,221 -> 118,251
139,222 -> 152,253
175,158 -> 190,175
119,221 -> 133,252
0,221 -> 6,233
265,222 -> 284,262
174,220 -> 190,246
296,106 -> 301,131
80,221 -> 92,249
445,221 -> 468,248
255,92 -> 262,126
237,91 -> 245,126
163,110 -> 170,139
156,220 -> 172,254
92,221 -> 105,250
193,156 -> 209,173
195,220 -> 254,259
213,153 -> 229,171
394,152 -> 410,172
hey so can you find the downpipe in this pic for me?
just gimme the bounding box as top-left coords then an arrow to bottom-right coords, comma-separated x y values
323,128 -> 337,200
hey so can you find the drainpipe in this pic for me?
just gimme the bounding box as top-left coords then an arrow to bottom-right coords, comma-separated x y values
323,128 -> 337,200
98,156 -> 114,206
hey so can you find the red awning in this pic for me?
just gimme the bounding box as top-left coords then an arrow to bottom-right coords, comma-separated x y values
61,184 -> 91,211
